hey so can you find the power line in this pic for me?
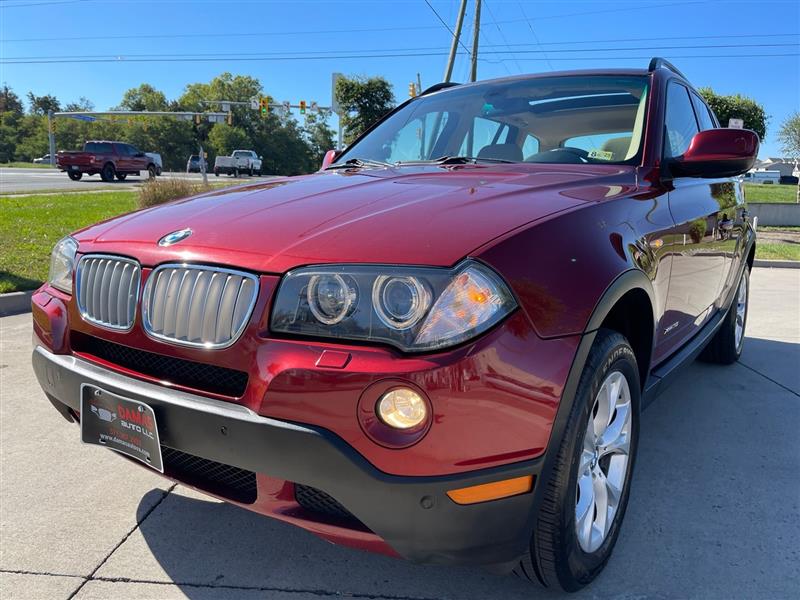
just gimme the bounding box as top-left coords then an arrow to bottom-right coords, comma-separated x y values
3,51 -> 798,66
0,1 -> 722,43
5,42 -> 797,62
423,0 -> 472,56
518,2 -> 554,71
484,0 -> 522,74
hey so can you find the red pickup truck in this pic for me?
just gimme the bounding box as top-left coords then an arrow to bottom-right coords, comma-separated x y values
57,141 -> 158,182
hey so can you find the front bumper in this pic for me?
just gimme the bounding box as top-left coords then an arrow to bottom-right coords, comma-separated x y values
33,344 -> 543,567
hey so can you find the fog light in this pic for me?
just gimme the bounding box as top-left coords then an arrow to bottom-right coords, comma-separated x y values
377,388 -> 427,429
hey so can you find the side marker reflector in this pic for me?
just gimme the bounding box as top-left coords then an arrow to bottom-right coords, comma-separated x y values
446,475 -> 534,505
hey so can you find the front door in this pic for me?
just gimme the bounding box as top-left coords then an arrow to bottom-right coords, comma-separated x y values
661,81 -> 731,355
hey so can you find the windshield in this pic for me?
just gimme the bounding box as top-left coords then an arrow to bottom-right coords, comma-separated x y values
336,75 -> 649,166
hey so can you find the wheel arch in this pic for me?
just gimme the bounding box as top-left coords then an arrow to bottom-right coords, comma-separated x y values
584,270 -> 656,389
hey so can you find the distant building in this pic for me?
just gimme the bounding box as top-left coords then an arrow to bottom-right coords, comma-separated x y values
752,158 -> 799,178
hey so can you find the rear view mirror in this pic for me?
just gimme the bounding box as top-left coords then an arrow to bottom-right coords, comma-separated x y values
669,128 -> 759,178
320,149 -> 340,170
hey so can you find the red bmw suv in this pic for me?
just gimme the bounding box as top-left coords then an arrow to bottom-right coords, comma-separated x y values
31,59 -> 757,591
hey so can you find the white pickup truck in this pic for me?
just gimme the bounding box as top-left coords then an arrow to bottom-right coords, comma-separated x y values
213,150 -> 263,177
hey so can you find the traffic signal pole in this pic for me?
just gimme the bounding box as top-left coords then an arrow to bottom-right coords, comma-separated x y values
443,0 -> 468,83
47,110 -> 56,166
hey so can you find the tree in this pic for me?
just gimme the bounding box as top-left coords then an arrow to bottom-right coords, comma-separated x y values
26,92 -> 61,116
207,124 -> 250,158
117,84 -> 168,112
777,112 -> 800,203
303,111 -> 336,167
698,87 -> 768,141
0,85 -> 24,114
64,97 -> 95,112
334,76 -> 394,145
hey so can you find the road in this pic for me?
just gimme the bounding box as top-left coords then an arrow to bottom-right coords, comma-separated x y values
0,168 -> 273,194
1,268 -> 798,599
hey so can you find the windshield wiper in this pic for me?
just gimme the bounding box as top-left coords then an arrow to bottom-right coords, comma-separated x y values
325,157 -> 392,170
401,155 -> 517,165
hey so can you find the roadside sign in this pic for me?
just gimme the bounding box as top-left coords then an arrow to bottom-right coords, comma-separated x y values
310,101 -> 319,113
250,98 -> 258,110
221,103 -> 230,113
728,118 -> 744,129
332,72 -> 344,115
282,100 -> 291,115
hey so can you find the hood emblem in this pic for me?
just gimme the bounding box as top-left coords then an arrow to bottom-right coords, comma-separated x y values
158,228 -> 193,247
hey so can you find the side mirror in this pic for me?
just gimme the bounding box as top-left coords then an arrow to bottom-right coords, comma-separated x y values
259,155 -> 263,160
669,128 -> 759,178
320,149 -> 340,171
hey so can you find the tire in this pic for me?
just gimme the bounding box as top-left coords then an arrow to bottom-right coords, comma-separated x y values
249,168 -> 253,177
700,266 -> 749,364
67,171 -> 82,181
233,168 -> 239,178
115,173 -> 127,181
214,168 -> 219,177
100,163 -> 115,182
515,329 -> 640,592
147,164 -> 157,179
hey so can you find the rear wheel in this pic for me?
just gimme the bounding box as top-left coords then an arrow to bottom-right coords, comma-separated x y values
67,171 -> 82,181
147,164 -> 157,179
115,172 -> 127,181
100,163 -> 115,182
515,329 -> 639,591
700,266 -> 749,364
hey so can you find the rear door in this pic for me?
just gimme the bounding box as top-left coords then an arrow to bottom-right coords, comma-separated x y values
661,81 -> 733,353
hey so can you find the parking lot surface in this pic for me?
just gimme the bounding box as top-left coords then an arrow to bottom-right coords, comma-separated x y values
0,168 -> 273,194
1,268 -> 798,599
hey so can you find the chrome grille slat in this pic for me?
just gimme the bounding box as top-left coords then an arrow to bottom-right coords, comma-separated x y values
76,255 -> 141,331
143,264 -> 258,349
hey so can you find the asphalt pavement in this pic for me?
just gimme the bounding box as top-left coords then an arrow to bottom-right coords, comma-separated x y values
0,168 -> 272,194
1,268 -> 798,599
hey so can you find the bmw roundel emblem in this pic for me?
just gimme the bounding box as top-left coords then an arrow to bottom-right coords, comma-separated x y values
158,228 -> 193,247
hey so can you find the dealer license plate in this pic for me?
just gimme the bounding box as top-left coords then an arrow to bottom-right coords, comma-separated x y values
80,384 -> 163,472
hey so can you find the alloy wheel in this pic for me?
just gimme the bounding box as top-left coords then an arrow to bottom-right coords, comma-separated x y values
734,273 -> 748,351
575,370 -> 632,553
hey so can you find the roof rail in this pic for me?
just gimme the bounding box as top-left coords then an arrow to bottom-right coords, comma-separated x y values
648,57 -> 688,80
420,82 -> 460,96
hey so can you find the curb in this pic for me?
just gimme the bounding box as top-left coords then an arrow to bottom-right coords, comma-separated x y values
0,290 -> 34,317
753,259 -> 800,269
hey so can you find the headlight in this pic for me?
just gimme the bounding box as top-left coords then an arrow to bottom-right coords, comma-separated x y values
270,260 -> 516,352
48,236 -> 78,294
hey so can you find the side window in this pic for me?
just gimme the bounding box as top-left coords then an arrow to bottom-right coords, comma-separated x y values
522,135 -> 539,159
663,82 -> 699,158
690,93 -> 716,131
459,117 -> 508,156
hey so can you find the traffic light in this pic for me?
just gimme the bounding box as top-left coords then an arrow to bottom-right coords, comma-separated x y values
227,111 -> 233,126
194,114 -> 201,125
299,100 -> 306,114
409,82 -> 416,98
259,96 -> 268,116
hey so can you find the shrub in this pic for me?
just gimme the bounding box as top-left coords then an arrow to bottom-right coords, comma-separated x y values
138,177 -> 210,209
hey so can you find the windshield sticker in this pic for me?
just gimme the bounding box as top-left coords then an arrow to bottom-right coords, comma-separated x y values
588,150 -> 614,161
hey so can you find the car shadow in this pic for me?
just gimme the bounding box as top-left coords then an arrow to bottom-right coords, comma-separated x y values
136,336 -> 800,599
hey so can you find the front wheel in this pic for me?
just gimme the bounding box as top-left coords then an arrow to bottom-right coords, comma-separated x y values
67,171 -> 82,181
147,165 -> 157,179
515,329 -> 639,591
700,266 -> 749,364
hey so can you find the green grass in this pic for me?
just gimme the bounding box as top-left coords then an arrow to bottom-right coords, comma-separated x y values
744,183 -> 797,203
1,162 -> 55,169
0,192 -> 138,293
756,243 -> 800,262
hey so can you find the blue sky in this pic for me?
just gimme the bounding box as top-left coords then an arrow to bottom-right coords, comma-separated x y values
1,0 -> 798,157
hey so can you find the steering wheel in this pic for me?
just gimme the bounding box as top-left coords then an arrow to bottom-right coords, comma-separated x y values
553,147 -> 590,163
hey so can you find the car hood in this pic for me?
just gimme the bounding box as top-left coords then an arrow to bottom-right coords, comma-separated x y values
74,164 -> 636,273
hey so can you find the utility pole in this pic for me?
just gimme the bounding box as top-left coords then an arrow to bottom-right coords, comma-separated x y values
470,0 -> 482,83
47,110 -> 56,166
443,0 -> 468,83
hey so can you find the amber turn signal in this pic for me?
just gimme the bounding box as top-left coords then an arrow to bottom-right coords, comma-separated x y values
446,475 -> 534,505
